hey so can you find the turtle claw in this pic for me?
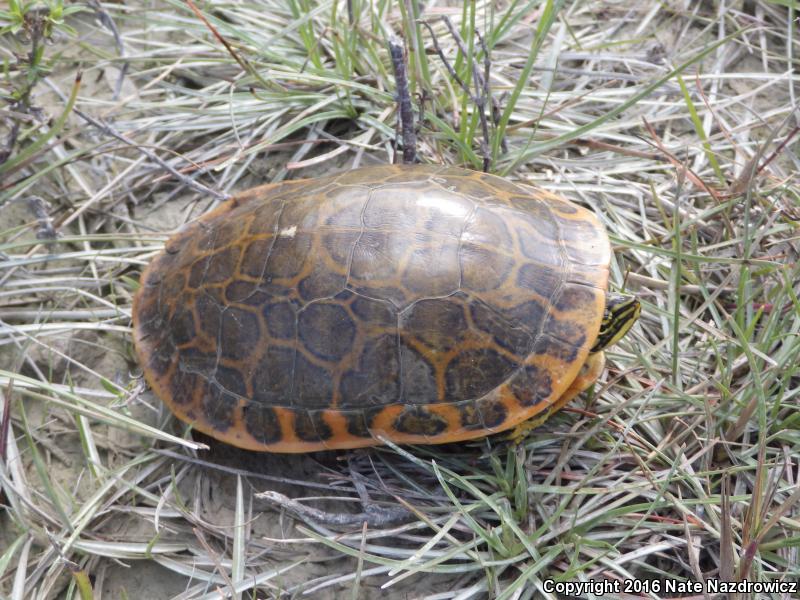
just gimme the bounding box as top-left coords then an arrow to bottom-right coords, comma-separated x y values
507,412 -> 551,445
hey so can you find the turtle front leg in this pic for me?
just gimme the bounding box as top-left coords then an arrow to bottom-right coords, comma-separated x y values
508,352 -> 606,444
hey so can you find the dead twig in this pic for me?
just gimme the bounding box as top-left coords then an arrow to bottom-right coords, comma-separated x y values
421,17 -> 504,170
257,490 -> 412,529
388,36 -> 417,165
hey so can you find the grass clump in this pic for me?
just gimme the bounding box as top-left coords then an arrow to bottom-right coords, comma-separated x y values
1,1 -> 799,598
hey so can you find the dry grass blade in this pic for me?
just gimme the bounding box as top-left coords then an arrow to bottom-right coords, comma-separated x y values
1,1 -> 798,598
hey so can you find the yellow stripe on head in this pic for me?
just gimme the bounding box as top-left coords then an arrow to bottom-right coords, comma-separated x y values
590,294 -> 640,353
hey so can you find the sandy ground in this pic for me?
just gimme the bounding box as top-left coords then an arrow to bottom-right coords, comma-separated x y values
2,1 -> 799,598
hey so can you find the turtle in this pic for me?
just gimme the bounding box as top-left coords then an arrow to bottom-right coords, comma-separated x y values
132,164 -> 639,453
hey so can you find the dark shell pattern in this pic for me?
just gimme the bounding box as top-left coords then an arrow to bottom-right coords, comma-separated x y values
132,165 -> 610,452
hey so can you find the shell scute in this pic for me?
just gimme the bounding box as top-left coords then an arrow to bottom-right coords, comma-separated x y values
445,347 -> 519,400
402,297 -> 469,353
214,365 -> 247,398
340,333 -> 401,408
293,353 -> 334,408
392,405 -> 448,437
460,247 -> 515,292
200,381 -> 237,432
298,301 -> 356,362
262,300 -> 297,340
169,306 -> 196,346
342,409 -> 372,438
398,340 -> 438,403
457,397 -> 508,431
242,403 -> 283,445
219,307 -> 260,360
507,365 -> 553,407
294,410 -> 333,443
462,207 -> 513,253
168,369 -> 198,406
468,300 -> 532,356
251,346 -> 295,405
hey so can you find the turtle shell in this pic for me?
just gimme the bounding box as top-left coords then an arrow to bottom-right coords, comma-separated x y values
132,165 -> 610,452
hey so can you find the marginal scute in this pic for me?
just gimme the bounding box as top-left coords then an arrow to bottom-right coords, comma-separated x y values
294,410 -> 333,442
337,165 -> 402,184
322,186 -> 367,227
280,195 -> 320,231
242,403 -> 283,445
510,196 -> 558,234
556,217 -> 602,242
201,381 -> 238,432
457,396 -> 508,430
147,342 -> 175,377
476,397 -> 508,429
546,198 -> 578,214
134,294 -> 161,327
458,400 -> 484,430
385,168 -> 439,184
200,218 -> 241,250
247,197 -> 284,235
473,173 -> 522,194
168,369 -> 197,405
132,164 -> 614,452
508,365 -> 553,406
434,175 -> 493,200
393,405 -> 448,436
363,405 -> 387,433
344,410 -> 372,438
164,234 -> 187,255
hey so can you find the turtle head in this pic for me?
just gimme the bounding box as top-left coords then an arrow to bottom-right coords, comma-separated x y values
590,293 -> 640,353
